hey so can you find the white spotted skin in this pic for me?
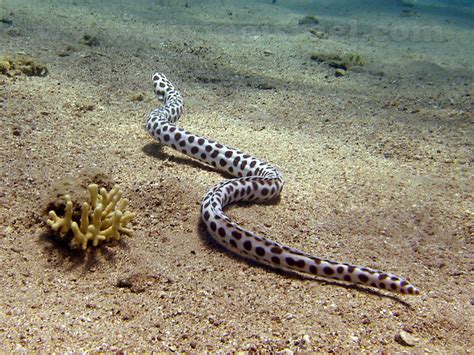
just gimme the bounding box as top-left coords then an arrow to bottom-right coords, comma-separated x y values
146,72 -> 419,296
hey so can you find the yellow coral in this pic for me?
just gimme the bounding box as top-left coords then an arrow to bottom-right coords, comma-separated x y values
47,184 -> 136,250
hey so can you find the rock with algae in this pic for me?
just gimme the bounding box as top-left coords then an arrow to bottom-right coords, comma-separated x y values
310,51 -> 365,70
0,53 -> 48,77
47,184 -> 136,250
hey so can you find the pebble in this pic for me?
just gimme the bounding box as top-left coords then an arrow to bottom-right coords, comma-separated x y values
308,28 -> 325,38
396,330 -> 419,346
302,334 -> 311,345
350,335 -> 360,343
284,313 -> 295,320
12,127 -> 21,136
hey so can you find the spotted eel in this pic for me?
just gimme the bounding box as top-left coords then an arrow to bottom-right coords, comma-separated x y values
146,72 -> 419,296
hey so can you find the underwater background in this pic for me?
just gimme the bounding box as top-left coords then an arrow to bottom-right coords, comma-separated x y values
0,0 -> 472,352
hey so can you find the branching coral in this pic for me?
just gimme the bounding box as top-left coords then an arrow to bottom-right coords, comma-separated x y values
47,184 -> 136,250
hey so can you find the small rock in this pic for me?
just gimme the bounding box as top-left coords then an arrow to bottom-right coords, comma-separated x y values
0,17 -> 13,25
65,45 -> 78,52
256,82 -> 275,90
82,34 -> 100,47
12,127 -> 21,136
308,28 -> 325,38
130,92 -> 145,102
298,15 -> 320,26
78,102 -> 95,112
208,316 -> 223,326
395,330 -> 419,346
335,68 -> 346,77
350,335 -> 360,343
284,313 -> 295,320
116,273 -> 159,293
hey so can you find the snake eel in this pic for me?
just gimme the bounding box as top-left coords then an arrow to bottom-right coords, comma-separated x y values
146,72 -> 419,296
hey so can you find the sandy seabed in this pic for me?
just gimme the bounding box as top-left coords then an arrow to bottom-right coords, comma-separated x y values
0,0 -> 472,352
